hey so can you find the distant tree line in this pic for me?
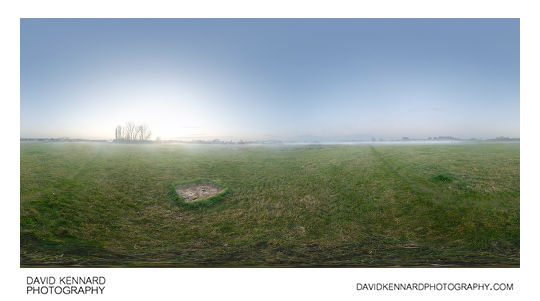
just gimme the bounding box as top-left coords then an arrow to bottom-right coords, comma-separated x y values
20,138 -> 109,142
114,121 -> 152,143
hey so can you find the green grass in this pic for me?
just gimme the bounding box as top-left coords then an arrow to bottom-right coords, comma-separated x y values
20,142 -> 520,267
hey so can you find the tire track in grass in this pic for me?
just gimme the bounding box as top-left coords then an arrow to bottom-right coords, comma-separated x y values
368,145 -> 457,251
369,145 -> 435,208
67,146 -> 104,181
368,145 -> 486,253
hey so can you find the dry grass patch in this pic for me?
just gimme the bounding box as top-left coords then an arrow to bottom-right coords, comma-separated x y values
176,182 -> 225,202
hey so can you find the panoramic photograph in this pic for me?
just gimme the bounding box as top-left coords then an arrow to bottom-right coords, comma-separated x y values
20,18 -> 519,267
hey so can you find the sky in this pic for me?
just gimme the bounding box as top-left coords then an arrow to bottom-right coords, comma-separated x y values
20,18 -> 520,140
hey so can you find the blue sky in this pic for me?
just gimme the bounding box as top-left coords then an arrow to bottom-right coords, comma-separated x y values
20,18 -> 519,140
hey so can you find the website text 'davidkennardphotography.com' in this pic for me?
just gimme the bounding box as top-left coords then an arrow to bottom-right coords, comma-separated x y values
356,282 -> 514,292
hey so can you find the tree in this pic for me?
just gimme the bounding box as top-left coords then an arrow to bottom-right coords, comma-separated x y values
135,124 -> 151,141
135,125 -> 143,141
124,121 -> 136,141
115,125 -> 123,141
114,122 -> 152,143
144,129 -> 152,141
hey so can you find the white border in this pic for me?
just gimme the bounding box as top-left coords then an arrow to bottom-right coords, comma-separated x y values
2,1 -> 537,300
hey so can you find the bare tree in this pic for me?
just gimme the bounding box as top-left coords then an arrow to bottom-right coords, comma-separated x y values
135,125 -> 143,141
133,124 -> 151,141
114,122 -> 152,143
115,125 -> 123,141
139,124 -> 151,141
124,121 -> 136,142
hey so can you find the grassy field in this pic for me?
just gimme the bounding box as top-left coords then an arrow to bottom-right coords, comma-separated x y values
20,142 -> 520,267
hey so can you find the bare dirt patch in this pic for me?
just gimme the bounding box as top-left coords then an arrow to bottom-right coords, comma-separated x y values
175,182 -> 225,202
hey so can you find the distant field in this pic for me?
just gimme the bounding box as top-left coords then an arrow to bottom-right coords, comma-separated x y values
20,142 -> 520,267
